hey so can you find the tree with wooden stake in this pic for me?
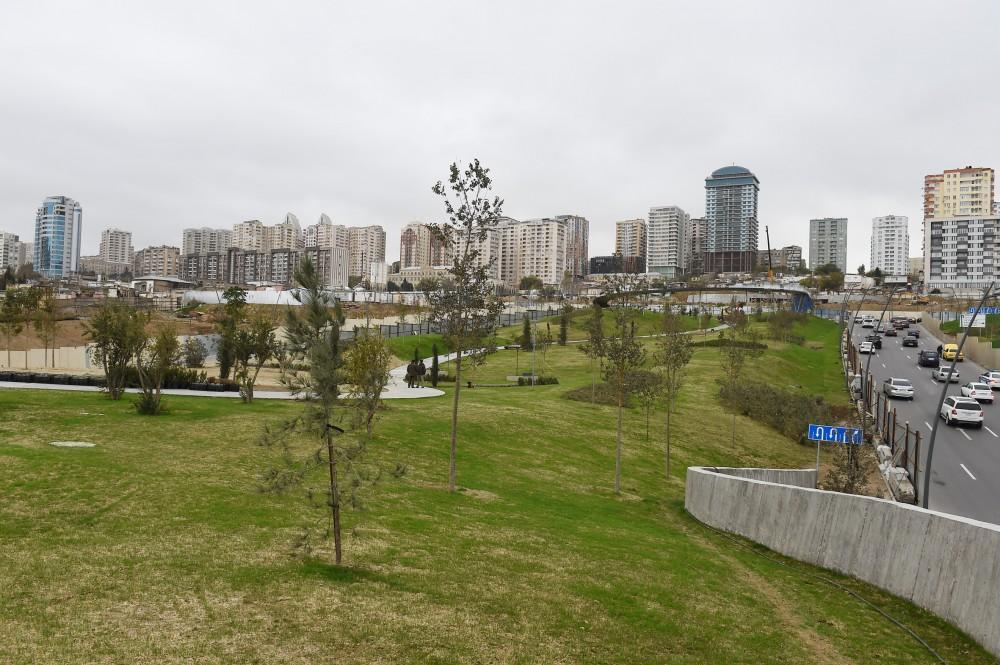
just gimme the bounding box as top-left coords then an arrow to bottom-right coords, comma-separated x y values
232,315 -> 280,403
558,301 -> 571,346
654,311 -> 693,479
718,323 -> 763,447
603,313 -> 645,494
33,287 -> 58,368
577,303 -> 605,403
631,369 -> 665,441
85,303 -> 148,400
426,160 -> 506,493
1,288 -> 24,369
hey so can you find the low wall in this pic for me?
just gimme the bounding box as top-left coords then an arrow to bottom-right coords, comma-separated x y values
0,346 -> 92,370
685,466 -> 1000,658
921,313 -> 1000,369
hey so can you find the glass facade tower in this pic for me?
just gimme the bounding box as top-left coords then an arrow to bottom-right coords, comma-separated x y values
34,195 -> 82,278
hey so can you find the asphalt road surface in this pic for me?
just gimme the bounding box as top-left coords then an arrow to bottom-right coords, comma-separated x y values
850,320 -> 1000,525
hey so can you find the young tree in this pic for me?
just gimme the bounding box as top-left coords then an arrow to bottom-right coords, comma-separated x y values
536,322 -> 554,373
719,324 -> 764,447
182,336 -> 207,367
18,287 -> 40,369
603,314 -> 646,494
216,286 -> 247,380
133,324 -> 181,415
400,278 -> 414,292
232,315 -> 280,403
430,343 -> 440,387
518,275 -> 543,291
519,314 -> 534,351
558,302 -> 572,346
631,369 -> 664,441
416,277 -> 440,294
85,303 -> 148,399
386,280 -> 400,293
1,289 -> 24,368
33,288 -> 58,368
343,331 -> 393,434
426,159 -> 506,492
655,312 -> 693,478
577,303 -> 605,402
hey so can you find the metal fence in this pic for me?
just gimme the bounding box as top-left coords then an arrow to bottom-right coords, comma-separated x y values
341,306 -> 563,341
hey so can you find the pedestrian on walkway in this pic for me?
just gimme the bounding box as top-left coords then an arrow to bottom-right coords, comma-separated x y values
417,360 -> 427,386
406,361 -> 416,388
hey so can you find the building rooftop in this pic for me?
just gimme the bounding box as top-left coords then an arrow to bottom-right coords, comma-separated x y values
710,165 -> 753,178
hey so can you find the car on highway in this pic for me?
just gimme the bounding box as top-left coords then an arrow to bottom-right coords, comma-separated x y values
979,371 -> 1000,389
942,343 -> 965,361
961,382 -> 995,403
940,396 -> 984,427
876,324 -> 887,333
883,378 -> 914,399
884,327 -> 897,336
859,341 -> 874,354
902,336 -> 919,348
918,350 -> 940,367
854,315 -> 863,324
932,366 -> 961,382
908,316 -> 922,323
862,317 -> 875,328
864,335 -> 882,349
907,329 -> 920,338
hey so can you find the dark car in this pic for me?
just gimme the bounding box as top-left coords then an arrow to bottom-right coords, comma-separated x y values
884,328 -> 897,336
907,329 -> 920,338
903,336 -> 919,348
918,350 -> 940,367
865,334 -> 882,349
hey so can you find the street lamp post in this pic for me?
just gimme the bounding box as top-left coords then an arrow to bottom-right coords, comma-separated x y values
922,282 -> 998,509
862,287 -> 903,414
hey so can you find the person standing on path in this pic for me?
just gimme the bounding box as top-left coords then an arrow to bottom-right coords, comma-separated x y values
417,360 -> 427,387
406,361 -> 416,388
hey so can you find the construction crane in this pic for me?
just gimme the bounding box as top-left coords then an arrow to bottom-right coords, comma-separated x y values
765,225 -> 775,282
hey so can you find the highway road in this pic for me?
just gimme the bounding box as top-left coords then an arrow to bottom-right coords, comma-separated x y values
850,320 -> 1000,525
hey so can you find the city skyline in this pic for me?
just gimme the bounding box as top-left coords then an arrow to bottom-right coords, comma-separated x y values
2,3 -> 998,270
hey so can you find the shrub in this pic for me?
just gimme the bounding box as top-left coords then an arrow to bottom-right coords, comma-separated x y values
517,376 -> 558,386
719,379 -> 833,444
182,337 -> 208,367
692,337 -> 769,350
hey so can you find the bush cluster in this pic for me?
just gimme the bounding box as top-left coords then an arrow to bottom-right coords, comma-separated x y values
719,379 -> 833,444
517,376 -> 559,386
563,382 -> 632,407
691,338 -> 769,350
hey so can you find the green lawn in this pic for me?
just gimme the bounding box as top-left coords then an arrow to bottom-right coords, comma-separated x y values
0,315 -> 993,663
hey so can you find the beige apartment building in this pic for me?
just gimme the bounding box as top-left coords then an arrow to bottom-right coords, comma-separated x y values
232,220 -> 264,251
99,228 -> 133,266
499,217 -> 567,287
303,214 -> 348,251
347,225 -> 386,278
615,218 -> 646,260
182,227 -> 232,255
400,222 -> 450,269
556,214 -> 589,279
924,167 -> 995,220
134,245 -> 180,277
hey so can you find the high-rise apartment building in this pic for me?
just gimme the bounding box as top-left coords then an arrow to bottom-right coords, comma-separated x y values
303,214 -> 348,251
555,214 -> 589,279
182,227 -> 232,255
264,213 -> 303,251
34,195 -> 82,278
924,216 -> 1000,294
0,232 -> 21,270
779,245 -> 803,272
647,206 -> 689,278
870,215 -> 909,277
684,217 -> 707,275
400,223 -> 450,268
809,218 -> 848,272
233,220 -> 264,251
923,167 -> 995,220
18,242 -> 33,268
498,217 -> 567,287
347,225 -> 386,278
133,245 -> 180,277
99,228 -> 133,267
704,166 -> 759,273
615,219 -> 646,260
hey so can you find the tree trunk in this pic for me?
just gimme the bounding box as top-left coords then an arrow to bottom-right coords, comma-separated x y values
325,424 -> 342,565
449,348 -> 463,493
665,399 -> 672,479
731,411 -> 737,448
590,356 -> 596,403
615,390 -> 623,494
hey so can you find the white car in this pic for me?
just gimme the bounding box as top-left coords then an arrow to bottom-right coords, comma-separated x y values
861,318 -> 875,328
940,396 -> 984,427
859,341 -> 874,354
932,366 -> 961,382
961,382 -> 995,403
883,378 -> 914,399
854,315 -> 863,324
979,371 -> 1000,389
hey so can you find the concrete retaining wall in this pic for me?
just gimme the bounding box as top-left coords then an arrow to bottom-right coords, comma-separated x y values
0,346 -> 92,370
685,466 -> 1000,658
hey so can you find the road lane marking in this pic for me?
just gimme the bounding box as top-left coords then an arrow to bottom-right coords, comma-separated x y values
985,426 -> 999,438
960,463 -> 977,480
881,363 -> 886,368
906,355 -> 911,360
925,421 -> 932,431
959,429 -> 972,441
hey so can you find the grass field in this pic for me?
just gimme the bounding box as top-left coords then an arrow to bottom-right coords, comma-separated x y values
0,315 -> 994,664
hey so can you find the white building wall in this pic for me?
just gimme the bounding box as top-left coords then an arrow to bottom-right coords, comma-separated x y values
870,215 -> 909,277
647,206 -> 688,277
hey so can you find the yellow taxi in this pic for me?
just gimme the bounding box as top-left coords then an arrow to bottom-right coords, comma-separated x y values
942,343 -> 964,361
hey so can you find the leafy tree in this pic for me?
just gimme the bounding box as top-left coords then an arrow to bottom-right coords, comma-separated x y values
386,280 -> 400,292
819,270 -> 845,291
216,286 -> 247,379
655,312 -> 693,478
0,266 -> 14,289
0,289 -> 24,368
416,277 -> 440,294
15,263 -> 38,283
857,264 -> 866,276
519,275 -> 543,291
348,275 -> 363,288
182,337 -> 207,367
869,267 -> 884,286
519,314 -> 534,351
18,287 -> 40,369
342,331 -> 393,434
536,322 -> 554,373
33,287 -> 58,368
233,315 -> 280,403
426,159 -> 506,492
814,263 -> 839,276
603,313 -> 646,493
719,323 -> 764,447
133,324 -> 181,415
558,302 -> 572,345
431,343 -> 440,387
577,303 -> 605,402
85,303 -> 147,400
263,256 -> 378,565
400,278 -> 414,292
631,369 -> 664,441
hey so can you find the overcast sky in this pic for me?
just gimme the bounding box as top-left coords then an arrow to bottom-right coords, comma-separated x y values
2,1 -> 998,269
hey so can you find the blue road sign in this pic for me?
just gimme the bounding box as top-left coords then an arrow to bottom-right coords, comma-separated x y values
807,424 -> 863,444
969,306 -> 1000,315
